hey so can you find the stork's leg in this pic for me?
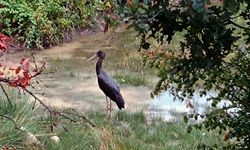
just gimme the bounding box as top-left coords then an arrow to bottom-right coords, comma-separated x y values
105,97 -> 112,119
116,112 -> 119,125
106,96 -> 109,115
109,99 -> 112,119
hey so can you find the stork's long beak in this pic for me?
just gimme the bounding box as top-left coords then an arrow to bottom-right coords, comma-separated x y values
87,54 -> 97,62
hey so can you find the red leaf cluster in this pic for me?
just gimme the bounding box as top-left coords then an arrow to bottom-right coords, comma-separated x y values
0,31 -> 37,89
10,58 -> 30,88
0,33 -> 45,89
0,58 -> 31,89
0,32 -> 10,51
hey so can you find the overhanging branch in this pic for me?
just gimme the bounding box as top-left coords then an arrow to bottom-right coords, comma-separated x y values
228,20 -> 250,31
24,88 -> 96,127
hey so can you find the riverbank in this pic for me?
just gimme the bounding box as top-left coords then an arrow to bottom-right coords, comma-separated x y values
0,24 -> 228,150
0,96 -> 227,149
2,24 -> 155,113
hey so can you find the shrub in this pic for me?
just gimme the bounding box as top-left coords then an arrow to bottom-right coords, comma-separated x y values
0,0 -> 104,48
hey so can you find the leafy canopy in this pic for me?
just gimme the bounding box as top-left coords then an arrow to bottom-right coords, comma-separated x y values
119,0 -> 250,149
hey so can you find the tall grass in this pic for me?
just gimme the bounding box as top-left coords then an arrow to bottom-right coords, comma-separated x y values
47,110 -> 228,150
0,90 -> 227,149
0,90 -> 45,149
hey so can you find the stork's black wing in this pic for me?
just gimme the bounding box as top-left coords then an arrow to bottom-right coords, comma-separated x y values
97,70 -> 125,109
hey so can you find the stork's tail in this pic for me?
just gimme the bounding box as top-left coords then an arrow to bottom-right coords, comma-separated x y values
116,94 -> 125,109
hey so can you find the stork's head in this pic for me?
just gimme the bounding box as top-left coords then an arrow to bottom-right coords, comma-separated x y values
97,50 -> 105,59
87,50 -> 106,62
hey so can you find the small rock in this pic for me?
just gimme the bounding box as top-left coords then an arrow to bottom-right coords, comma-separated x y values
20,126 -> 26,132
50,136 -> 60,143
26,132 -> 40,145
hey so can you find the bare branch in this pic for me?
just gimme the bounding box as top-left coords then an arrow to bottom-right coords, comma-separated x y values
5,42 -> 23,51
31,51 -> 38,70
228,20 -> 250,31
60,111 -> 96,127
23,88 -> 54,114
0,52 -> 96,129
0,84 -> 13,107
24,88 -> 96,127
32,99 -> 37,110
30,62 -> 46,78
33,76 -> 49,88
0,114 -> 24,132
58,113 -> 77,123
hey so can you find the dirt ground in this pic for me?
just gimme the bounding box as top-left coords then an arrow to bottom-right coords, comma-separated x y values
2,25 -> 152,113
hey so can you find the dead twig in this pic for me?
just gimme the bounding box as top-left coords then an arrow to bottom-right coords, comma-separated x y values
33,76 -> 49,88
24,88 -> 96,128
0,84 -> 13,107
59,111 -> 96,127
24,88 -> 54,114
31,51 -> 38,70
0,114 -> 24,132
30,62 -> 46,78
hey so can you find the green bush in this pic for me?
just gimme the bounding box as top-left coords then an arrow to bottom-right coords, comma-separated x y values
0,0 -> 104,48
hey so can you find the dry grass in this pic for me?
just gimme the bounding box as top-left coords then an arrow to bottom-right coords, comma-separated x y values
99,127 -> 125,150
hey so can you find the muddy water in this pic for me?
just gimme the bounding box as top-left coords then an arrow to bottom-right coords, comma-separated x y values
7,25 -> 152,112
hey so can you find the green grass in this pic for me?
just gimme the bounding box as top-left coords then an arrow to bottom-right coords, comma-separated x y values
46,110 -> 227,150
47,52 -> 155,87
48,57 -> 79,74
109,54 -> 155,87
0,92 -> 228,150
113,72 -> 149,87
46,57 -> 93,78
43,26 -> 157,87
0,91 -> 46,149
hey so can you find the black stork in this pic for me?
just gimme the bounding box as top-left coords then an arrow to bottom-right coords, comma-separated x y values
87,50 -> 125,118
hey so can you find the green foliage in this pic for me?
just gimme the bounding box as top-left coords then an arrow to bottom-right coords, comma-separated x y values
0,0 -> 104,48
121,0 -> 250,149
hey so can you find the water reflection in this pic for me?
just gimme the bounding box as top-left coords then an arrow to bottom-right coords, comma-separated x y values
146,90 -> 231,124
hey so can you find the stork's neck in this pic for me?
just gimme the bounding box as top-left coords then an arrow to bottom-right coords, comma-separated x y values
96,58 -> 103,75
